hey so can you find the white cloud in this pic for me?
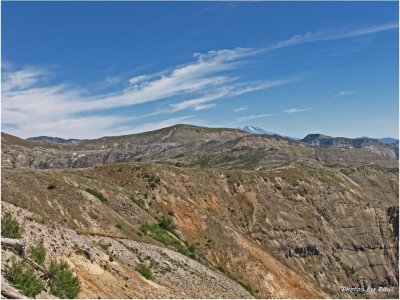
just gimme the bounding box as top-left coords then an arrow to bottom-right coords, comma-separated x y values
169,77 -> 304,113
238,114 -> 272,121
2,22 -> 394,138
122,116 -> 195,135
2,47 -> 302,138
284,108 -> 312,114
265,22 -> 397,52
338,90 -> 358,96
1,67 -> 49,92
233,106 -> 247,112
103,76 -> 122,86
193,103 -> 216,111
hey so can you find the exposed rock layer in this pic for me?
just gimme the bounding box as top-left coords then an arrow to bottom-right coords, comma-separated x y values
1,125 -> 398,298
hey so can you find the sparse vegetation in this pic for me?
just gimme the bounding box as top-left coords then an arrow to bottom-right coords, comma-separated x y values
188,244 -> 196,253
5,258 -> 44,297
98,242 -> 110,251
47,183 -> 57,189
48,259 -> 81,299
28,240 -> 46,266
86,188 -> 107,203
158,216 -> 175,232
135,263 -> 153,280
148,175 -> 161,189
341,262 -> 356,277
140,219 -> 193,256
217,265 -> 226,273
1,212 -> 22,238
116,223 -> 123,230
130,196 -> 146,209
333,254 -> 341,263
137,171 -> 161,188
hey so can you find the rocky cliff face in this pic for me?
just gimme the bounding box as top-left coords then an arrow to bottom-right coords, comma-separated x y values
2,125 -> 398,170
1,125 -> 398,298
302,134 -> 399,159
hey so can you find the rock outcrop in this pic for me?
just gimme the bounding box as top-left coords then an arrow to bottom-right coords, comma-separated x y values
1,125 -> 398,298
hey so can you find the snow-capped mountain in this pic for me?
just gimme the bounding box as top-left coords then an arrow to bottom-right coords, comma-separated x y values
238,126 -> 273,135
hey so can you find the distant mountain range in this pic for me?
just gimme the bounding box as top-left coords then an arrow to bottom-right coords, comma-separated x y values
2,123 -> 398,299
238,125 -> 300,140
238,126 -> 273,135
239,125 -> 398,144
377,137 -> 398,144
0,123 -> 395,171
25,127 -> 399,152
27,136 -> 81,144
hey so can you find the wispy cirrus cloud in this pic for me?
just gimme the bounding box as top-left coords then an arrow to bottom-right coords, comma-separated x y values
168,77 -> 303,113
233,106 -> 247,112
2,22 -> 396,138
103,76 -> 122,86
2,67 -> 50,92
2,46 -> 307,139
2,47 -> 287,138
264,22 -> 397,51
284,108 -> 312,114
238,113 -> 273,121
193,103 -> 216,111
337,90 -> 358,96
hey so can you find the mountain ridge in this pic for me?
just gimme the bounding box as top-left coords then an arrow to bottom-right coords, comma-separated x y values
27,136 -> 82,144
238,125 -> 273,135
1,123 -> 398,298
2,124 -> 398,171
22,124 -> 398,147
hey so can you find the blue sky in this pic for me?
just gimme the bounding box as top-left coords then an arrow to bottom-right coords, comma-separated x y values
2,1 -> 398,139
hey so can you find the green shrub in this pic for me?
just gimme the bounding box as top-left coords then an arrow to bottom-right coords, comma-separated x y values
85,188 -> 107,203
139,224 -> 150,233
188,244 -> 196,253
130,196 -> 145,209
6,258 -> 44,297
98,242 -> 110,252
109,255 -> 114,262
135,263 -> 153,280
1,213 -> 22,238
158,217 -> 175,232
146,174 -> 161,189
341,262 -> 356,277
29,240 -> 46,265
217,265 -> 226,273
48,259 -> 81,299
115,223 -> 123,230
47,184 -> 57,190
140,222 -> 189,256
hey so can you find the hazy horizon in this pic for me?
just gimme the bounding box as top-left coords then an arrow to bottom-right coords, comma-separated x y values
3,122 -> 399,142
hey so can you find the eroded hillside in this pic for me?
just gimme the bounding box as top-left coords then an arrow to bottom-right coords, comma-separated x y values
2,125 -> 398,170
2,160 -> 398,298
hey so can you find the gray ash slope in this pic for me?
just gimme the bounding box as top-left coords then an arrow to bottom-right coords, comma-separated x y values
1,123 -> 398,298
2,124 -> 398,170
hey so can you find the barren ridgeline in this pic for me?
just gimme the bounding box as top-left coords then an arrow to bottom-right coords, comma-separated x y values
1,124 -> 399,298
